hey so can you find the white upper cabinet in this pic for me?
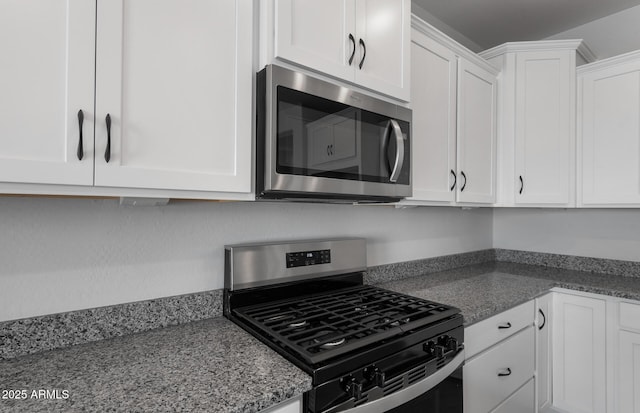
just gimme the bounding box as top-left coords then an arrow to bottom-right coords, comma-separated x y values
269,0 -> 410,101
353,0 -> 410,100
456,58 -> 497,204
95,0 -> 252,193
481,41 -> 595,207
578,51 -> 640,207
407,28 -> 457,203
0,0 -> 95,186
275,0 -> 356,82
514,51 -> 574,204
0,0 -> 253,199
406,18 -> 497,206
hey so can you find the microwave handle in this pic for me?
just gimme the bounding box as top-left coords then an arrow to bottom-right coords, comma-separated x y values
388,119 -> 405,183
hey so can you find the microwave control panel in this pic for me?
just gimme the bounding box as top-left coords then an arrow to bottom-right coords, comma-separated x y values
286,249 -> 331,268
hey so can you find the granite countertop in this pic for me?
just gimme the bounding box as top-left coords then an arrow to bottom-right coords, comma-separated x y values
378,262 -> 640,325
0,317 -> 312,413
3,260 -> 640,413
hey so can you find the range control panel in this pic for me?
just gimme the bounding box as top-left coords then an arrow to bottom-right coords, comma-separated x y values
286,249 -> 331,268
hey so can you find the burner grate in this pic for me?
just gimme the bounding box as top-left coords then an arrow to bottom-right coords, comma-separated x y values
232,285 -> 459,365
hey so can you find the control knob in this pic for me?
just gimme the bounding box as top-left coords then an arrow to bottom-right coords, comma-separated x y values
364,366 -> 386,387
341,376 -> 363,400
423,340 -> 436,356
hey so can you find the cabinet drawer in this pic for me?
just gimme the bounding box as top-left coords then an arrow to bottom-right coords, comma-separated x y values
490,378 -> 534,413
620,302 -> 640,331
464,326 -> 535,413
465,300 -> 534,358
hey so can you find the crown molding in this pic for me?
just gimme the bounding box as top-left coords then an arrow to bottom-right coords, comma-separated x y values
411,14 -> 499,76
479,39 -> 597,63
577,48 -> 640,75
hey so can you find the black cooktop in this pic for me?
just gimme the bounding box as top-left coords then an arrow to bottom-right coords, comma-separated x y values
232,285 -> 460,365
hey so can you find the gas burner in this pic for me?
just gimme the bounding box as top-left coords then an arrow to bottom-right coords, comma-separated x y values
265,314 -> 290,322
288,320 -> 308,328
320,338 -> 346,349
388,318 -> 410,327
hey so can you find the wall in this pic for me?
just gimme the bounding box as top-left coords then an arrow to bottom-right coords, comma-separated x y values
546,4 -> 640,59
0,198 -> 493,322
493,209 -> 640,262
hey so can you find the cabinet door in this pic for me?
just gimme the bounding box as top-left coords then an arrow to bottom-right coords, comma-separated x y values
464,326 -> 534,413
553,293 -> 606,413
619,330 -> 640,413
0,0 -> 95,186
354,0 -> 410,101
457,59 -> 497,204
407,30 -> 457,203
580,58 -> 640,205
263,396 -> 302,413
515,51 -> 575,205
275,0 -> 356,83
536,293 -> 552,411
491,379 -> 534,413
95,0 -> 252,193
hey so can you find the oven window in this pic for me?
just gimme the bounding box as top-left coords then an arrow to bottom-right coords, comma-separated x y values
276,86 -> 409,185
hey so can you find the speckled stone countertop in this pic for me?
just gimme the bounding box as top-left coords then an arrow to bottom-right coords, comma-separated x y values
0,317 -> 312,413
378,261 -> 640,325
3,254 -> 640,413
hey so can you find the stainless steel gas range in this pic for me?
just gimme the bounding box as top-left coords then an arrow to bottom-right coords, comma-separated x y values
224,238 -> 464,413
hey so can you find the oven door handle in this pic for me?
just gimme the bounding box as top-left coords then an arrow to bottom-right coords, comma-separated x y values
387,119 -> 405,183
340,349 -> 465,413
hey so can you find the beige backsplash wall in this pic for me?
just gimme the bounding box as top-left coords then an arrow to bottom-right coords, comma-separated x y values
0,198 -> 492,322
493,208 -> 640,262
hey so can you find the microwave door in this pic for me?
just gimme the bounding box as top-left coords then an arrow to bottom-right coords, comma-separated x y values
306,108 -> 362,178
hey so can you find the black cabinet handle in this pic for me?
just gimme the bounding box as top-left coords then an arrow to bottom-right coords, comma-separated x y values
77,110 -> 84,160
358,38 -> 366,69
450,170 -> 457,191
498,322 -> 512,329
105,114 -> 112,163
498,368 -> 512,377
539,309 -> 546,330
519,175 -> 524,194
348,34 -> 356,65
460,171 -> 467,191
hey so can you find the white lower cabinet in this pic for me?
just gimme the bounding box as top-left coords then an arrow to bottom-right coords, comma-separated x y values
492,378 -> 535,413
466,290 -> 640,413
262,396 -> 302,413
618,302 -> 640,413
536,294 -> 553,412
552,292 -> 607,413
464,301 -> 535,413
464,326 -> 534,413
619,330 -> 640,413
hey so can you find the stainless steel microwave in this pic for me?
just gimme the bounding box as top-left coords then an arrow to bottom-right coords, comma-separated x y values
256,65 -> 412,203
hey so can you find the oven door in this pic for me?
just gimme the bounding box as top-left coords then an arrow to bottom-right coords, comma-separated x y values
338,350 -> 464,413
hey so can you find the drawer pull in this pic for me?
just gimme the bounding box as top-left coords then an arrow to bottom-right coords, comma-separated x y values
497,368 -> 512,377
497,322 -> 512,329
348,34 -> 356,65
105,113 -> 112,163
538,309 -> 546,330
358,38 -> 366,69
77,110 -> 84,160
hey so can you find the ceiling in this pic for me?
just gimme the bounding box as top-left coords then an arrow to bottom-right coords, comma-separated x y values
412,0 -> 640,51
